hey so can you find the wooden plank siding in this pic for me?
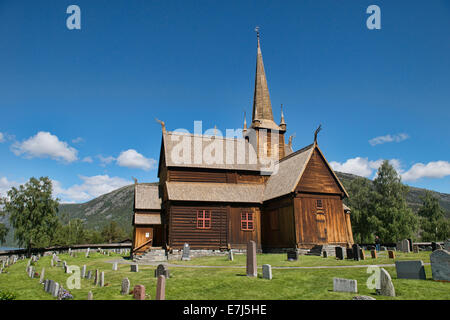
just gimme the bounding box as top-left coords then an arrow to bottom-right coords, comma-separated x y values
261,196 -> 296,248
168,203 -> 228,249
296,148 -> 344,196
294,194 -> 352,247
228,206 -> 261,249
168,167 -> 264,184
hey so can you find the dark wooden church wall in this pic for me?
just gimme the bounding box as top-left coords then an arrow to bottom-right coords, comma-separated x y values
167,167 -> 264,184
294,194 -> 351,246
228,205 -> 261,249
168,203 -> 228,249
296,148 -> 343,195
261,197 -> 296,248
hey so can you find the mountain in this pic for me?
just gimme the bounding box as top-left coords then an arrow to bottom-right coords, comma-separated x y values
2,173 -> 449,247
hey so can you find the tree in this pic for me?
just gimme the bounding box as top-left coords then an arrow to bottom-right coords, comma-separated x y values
1,177 -> 59,256
417,191 -> 450,241
371,161 -> 418,242
101,221 -> 126,243
0,223 -> 8,245
345,177 -> 377,243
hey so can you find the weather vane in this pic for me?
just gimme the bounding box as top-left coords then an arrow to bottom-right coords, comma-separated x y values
254,26 -> 260,37
314,124 -> 322,144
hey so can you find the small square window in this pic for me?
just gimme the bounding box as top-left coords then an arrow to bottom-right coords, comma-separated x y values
197,210 -> 211,229
241,211 -> 254,231
316,199 -> 323,209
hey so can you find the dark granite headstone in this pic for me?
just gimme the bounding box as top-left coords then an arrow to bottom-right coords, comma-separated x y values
407,239 -> 413,252
352,244 -> 361,261
287,250 -> 298,261
395,260 -> 426,280
431,242 -> 437,251
154,264 -> 170,278
346,248 -> 354,259
335,247 -> 344,260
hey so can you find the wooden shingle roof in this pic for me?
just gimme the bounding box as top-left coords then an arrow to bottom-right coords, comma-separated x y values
165,181 -> 265,203
134,184 -> 161,210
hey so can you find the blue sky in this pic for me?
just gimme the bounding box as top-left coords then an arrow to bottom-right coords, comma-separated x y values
0,0 -> 449,202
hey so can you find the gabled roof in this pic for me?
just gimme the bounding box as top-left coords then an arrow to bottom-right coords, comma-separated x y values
134,184 -> 161,210
160,131 -> 262,171
263,143 -> 349,201
166,181 -> 265,203
263,144 -> 314,201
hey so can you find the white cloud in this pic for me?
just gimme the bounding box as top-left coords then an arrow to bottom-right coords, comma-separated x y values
82,156 -> 93,163
0,177 -> 20,197
53,175 -> 132,203
11,131 -> 78,163
369,133 -> 409,146
72,137 -> 84,144
97,155 -> 116,167
330,157 -> 401,178
116,149 -> 156,171
0,132 -> 4,143
401,161 -> 450,182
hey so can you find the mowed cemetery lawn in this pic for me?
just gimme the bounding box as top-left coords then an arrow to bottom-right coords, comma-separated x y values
0,251 -> 448,300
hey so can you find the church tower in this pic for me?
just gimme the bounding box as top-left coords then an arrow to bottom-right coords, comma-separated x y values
244,28 -> 287,160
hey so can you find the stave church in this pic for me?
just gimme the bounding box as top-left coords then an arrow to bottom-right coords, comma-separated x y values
132,31 -> 354,256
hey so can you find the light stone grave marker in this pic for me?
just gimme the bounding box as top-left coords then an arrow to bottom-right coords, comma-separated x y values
262,264 -> 272,280
333,277 -> 357,293
430,249 -> 450,282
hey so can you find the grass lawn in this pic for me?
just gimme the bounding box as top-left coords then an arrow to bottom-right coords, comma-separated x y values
0,251 -> 448,300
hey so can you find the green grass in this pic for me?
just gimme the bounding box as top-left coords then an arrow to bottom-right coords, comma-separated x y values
0,251 -> 448,300
169,250 -> 432,267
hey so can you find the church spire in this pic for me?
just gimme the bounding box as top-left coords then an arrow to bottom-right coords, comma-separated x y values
251,27 -> 274,125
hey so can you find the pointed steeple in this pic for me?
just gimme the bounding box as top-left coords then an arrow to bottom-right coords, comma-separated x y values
251,28 -> 275,126
280,104 -> 286,129
243,111 -> 248,133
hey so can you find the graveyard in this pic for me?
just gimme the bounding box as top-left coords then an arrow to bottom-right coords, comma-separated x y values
1,248 -> 449,300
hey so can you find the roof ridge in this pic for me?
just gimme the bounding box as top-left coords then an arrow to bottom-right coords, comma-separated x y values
279,143 -> 314,163
165,131 -> 248,142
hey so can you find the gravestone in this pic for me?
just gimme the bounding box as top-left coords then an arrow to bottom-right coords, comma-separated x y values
444,239 -> 450,251
335,247 -> 344,260
86,248 -> 90,257
121,278 -> 130,295
228,250 -> 234,261
359,249 -> 365,260
287,249 -> 298,261
400,239 -> 410,253
346,248 -> 354,260
431,242 -> 437,252
99,272 -> 105,287
44,280 -> 50,293
381,246 -> 387,251
112,262 -> 118,271
94,269 -> 99,285
352,244 -> 361,261
247,240 -> 257,277
39,268 -> 45,284
322,251 -> 327,258
413,245 -> 419,253
130,264 -> 139,272
388,250 -> 395,259
181,243 -> 191,261
87,291 -> 93,300
133,285 -> 146,300
155,264 -> 170,278
156,275 -> 166,300
52,282 -> 60,297
371,250 -> 377,259
86,270 -> 93,280
430,249 -> 450,282
262,264 -> 272,280
395,260 -> 426,280
50,259 -> 54,267
379,268 -> 396,296
81,265 -> 86,278
333,277 -> 357,293
407,239 -> 413,252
